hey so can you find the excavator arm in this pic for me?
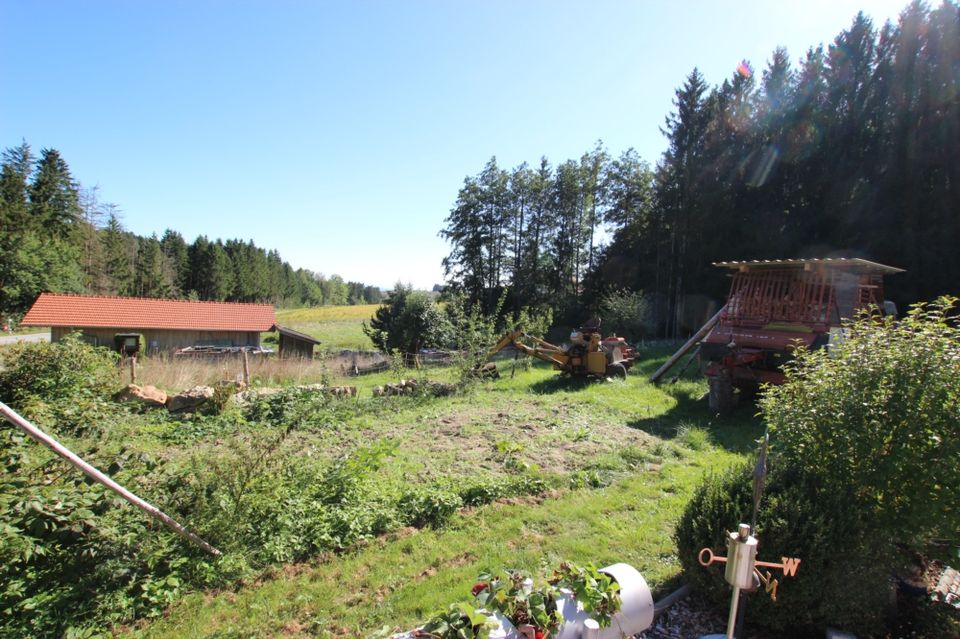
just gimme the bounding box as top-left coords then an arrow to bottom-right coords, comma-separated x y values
486,330 -> 569,368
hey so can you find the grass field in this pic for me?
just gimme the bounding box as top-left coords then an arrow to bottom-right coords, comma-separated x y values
272,304 -> 380,351
119,348 -> 760,638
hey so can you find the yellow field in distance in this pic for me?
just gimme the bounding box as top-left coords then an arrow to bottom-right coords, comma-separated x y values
276,304 -> 381,323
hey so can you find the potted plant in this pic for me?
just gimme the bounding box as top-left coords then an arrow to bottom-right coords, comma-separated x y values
549,562 -> 622,628
416,602 -> 495,638
473,571 -> 563,639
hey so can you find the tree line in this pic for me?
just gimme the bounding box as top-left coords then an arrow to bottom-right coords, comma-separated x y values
441,2 -> 960,336
0,143 -> 383,317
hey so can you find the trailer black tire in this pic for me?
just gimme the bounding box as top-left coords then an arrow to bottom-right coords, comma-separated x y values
606,362 -> 628,380
708,369 -> 737,415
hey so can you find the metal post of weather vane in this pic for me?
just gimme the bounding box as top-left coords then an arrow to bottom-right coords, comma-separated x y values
698,431 -> 799,639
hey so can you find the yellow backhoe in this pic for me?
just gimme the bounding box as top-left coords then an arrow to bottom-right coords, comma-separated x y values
486,320 -> 637,379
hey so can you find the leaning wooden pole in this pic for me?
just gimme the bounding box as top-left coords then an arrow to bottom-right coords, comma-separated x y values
649,304 -> 726,384
0,401 -> 221,556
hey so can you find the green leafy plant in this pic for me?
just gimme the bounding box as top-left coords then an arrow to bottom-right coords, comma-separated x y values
398,486 -> 464,528
549,562 -> 621,628
363,284 -> 454,358
417,602 -> 495,639
473,570 -> 562,636
674,462 -> 893,637
0,332 -> 119,405
598,288 -> 652,343
761,297 -> 960,557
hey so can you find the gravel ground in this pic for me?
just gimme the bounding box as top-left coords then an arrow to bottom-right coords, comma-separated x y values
640,593 -> 773,639
0,331 -> 49,345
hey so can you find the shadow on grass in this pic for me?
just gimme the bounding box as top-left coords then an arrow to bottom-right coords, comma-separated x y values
628,384 -> 766,454
528,374 -> 597,394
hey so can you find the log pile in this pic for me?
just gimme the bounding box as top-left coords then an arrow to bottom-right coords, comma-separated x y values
373,379 -> 457,397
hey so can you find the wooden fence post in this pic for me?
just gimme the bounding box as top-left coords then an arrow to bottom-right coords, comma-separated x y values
242,350 -> 250,386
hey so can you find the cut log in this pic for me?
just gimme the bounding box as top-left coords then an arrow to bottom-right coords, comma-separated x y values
650,305 -> 725,384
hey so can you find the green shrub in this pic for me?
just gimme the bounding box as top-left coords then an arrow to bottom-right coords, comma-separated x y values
398,486 -> 464,528
674,463 -> 892,637
363,284 -> 453,357
0,430 -> 191,638
760,297 -> 960,557
0,332 -> 118,405
599,288 -> 653,342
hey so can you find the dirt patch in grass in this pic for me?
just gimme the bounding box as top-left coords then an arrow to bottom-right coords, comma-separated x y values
376,396 -> 658,481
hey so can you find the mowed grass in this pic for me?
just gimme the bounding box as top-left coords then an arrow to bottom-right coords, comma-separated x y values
272,304 -> 381,351
124,349 -> 762,639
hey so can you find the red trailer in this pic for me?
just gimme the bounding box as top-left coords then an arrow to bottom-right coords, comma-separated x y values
699,258 -> 903,413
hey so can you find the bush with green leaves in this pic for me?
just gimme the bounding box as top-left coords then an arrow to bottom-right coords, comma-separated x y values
0,429 -> 190,639
398,487 -> 464,528
760,297 -> 960,557
677,299 -> 960,636
674,463 -> 892,637
0,333 -> 122,435
0,332 -> 118,405
363,284 -> 454,356
599,288 -> 652,342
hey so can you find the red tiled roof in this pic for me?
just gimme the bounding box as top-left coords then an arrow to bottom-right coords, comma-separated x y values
21,293 -> 276,332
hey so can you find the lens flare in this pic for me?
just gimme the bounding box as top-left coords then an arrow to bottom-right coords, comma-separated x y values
736,59 -> 753,79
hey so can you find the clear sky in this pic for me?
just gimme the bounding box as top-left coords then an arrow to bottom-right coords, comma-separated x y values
1,0 -> 908,290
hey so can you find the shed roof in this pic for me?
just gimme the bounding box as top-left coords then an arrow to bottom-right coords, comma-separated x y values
21,293 -> 276,331
713,258 -> 904,274
272,324 -> 321,345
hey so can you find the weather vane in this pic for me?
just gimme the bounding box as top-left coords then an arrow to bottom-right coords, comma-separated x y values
697,432 -> 800,639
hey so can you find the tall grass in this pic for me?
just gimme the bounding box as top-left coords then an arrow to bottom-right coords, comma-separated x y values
134,355 -> 338,391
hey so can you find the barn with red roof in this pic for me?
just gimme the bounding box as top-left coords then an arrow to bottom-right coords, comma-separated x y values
21,293 -> 277,354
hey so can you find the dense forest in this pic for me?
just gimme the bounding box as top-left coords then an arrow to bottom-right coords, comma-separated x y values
0,144 -> 383,318
440,2 -> 960,336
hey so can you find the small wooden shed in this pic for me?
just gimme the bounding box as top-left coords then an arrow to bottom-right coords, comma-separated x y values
273,325 -> 321,359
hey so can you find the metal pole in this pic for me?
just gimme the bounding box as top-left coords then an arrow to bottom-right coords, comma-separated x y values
726,586 -> 741,639
733,589 -> 748,638
0,401 -> 221,556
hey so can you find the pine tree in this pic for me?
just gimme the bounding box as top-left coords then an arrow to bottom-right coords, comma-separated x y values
29,148 -> 82,239
132,235 -> 170,298
658,68 -> 710,336
159,229 -> 189,296
0,142 -> 32,232
580,141 -> 610,274
100,212 -> 133,295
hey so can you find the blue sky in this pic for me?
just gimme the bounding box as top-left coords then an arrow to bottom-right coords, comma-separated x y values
1,1 -> 908,289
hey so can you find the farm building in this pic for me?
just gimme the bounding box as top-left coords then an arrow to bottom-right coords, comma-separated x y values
273,324 -> 321,359
21,293 -> 276,354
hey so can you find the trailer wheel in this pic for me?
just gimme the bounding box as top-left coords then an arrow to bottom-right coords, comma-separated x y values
708,369 -> 737,415
606,362 -> 628,380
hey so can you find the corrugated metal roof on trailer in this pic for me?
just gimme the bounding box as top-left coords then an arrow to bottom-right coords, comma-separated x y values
712,258 -> 905,274
21,293 -> 277,331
